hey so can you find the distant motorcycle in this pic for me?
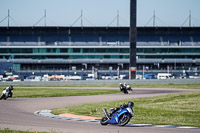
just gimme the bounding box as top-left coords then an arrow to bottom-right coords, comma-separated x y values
100,101 -> 134,126
0,86 -> 13,100
119,83 -> 128,94
0,88 -> 9,100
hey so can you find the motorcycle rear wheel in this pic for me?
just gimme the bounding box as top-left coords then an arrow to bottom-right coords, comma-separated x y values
100,117 -> 108,125
123,89 -> 128,94
118,114 -> 131,126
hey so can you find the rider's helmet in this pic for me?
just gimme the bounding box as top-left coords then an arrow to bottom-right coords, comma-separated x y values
128,101 -> 134,108
120,103 -> 127,108
8,85 -> 13,90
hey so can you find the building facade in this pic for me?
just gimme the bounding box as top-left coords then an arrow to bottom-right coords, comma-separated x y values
0,26 -> 200,75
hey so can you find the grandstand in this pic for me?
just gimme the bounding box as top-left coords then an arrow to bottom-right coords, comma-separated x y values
0,26 -> 200,76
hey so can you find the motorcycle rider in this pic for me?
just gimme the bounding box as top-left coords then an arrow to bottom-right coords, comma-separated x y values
8,85 -> 13,97
0,87 -> 9,100
124,82 -> 132,91
108,101 -> 134,117
119,83 -> 128,94
0,85 -> 13,100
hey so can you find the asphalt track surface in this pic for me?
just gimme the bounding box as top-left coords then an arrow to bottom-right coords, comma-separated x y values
0,87 -> 199,133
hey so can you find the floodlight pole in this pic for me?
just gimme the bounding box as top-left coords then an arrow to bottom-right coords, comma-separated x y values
117,10 -> 119,27
8,9 -> 10,28
129,0 -> 137,80
81,10 -> 83,27
189,10 -> 191,27
153,10 -> 156,27
44,10 -> 46,27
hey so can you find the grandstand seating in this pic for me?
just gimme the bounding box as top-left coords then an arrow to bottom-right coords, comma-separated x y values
0,40 -> 199,47
0,27 -> 200,74
138,58 -> 162,63
164,59 -> 193,63
0,28 -> 199,47
196,59 -> 200,63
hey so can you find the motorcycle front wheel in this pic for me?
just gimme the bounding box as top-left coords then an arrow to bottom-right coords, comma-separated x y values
4,97 -> 7,100
118,114 -> 131,126
0,94 -> 5,100
100,117 -> 108,125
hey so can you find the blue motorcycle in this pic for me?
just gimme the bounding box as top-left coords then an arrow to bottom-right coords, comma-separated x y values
100,101 -> 134,126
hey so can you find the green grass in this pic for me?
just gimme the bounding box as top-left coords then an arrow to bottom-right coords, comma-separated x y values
52,91 -> 200,127
0,128 -> 48,133
1,84 -> 200,127
0,87 -> 119,98
2,83 -> 199,98
0,84 -> 118,88
132,83 -> 200,89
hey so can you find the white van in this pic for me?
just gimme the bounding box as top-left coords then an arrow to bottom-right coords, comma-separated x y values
0,75 -> 3,81
157,73 -> 172,79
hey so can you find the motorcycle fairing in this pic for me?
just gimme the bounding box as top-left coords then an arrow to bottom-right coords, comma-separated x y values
107,108 -> 129,124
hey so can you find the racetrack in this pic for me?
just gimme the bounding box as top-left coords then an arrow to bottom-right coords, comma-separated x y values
0,87 -> 199,133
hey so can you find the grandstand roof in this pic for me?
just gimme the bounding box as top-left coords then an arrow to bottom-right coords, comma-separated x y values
0,26 -> 200,32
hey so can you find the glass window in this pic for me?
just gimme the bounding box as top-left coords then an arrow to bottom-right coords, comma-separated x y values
68,48 -> 73,53
107,48 -> 119,53
123,55 -> 129,59
21,48 -> 32,53
160,49 -> 168,53
96,49 -> 106,53
104,55 -> 110,58
56,48 -> 60,53
73,48 -> 81,53
137,48 -> 143,53
47,48 -> 55,53
39,48 -> 46,53
110,55 -> 119,58
0,49 -> 8,53
169,48 -> 180,53
33,48 -> 38,53
83,48 -> 95,53
9,49 -> 21,53
60,48 -> 68,53
120,48 -> 129,53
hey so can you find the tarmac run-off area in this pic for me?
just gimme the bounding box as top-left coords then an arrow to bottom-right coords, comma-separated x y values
0,87 -> 200,133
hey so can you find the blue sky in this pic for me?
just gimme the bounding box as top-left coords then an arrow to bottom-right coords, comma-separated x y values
0,0 -> 200,27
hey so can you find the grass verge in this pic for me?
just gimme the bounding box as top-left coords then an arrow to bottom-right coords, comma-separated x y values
132,83 -> 200,89
52,91 -> 200,127
0,87 -> 119,98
